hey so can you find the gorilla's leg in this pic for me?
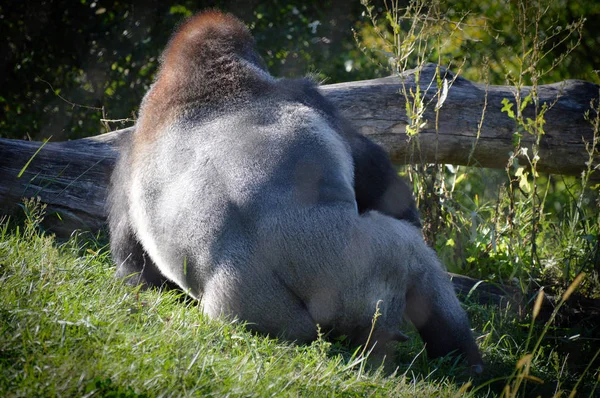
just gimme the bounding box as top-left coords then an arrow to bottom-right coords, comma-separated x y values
109,183 -> 175,289
404,277 -> 483,372
110,223 -> 174,289
201,268 -> 318,343
358,212 -> 483,371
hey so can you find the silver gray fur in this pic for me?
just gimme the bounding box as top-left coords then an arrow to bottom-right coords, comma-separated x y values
108,10 -> 483,371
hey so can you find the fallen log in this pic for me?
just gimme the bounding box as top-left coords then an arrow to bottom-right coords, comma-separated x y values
323,64 -> 599,175
0,133 -> 120,235
1,64 -> 598,236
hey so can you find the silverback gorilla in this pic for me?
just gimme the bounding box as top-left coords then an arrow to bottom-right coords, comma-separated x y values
108,10 -> 483,372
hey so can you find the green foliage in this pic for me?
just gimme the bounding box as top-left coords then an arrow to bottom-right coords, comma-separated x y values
3,0 -> 599,141
250,1 -> 375,83
0,1 -> 181,140
355,0 -> 597,85
0,1 -> 376,141
358,0 -> 599,296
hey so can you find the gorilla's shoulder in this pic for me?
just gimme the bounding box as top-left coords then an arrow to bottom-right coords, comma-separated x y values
273,77 -> 337,120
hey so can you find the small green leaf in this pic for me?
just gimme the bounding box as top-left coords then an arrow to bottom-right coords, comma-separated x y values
519,171 -> 531,193
520,93 -> 533,112
501,98 -> 515,119
18,137 -> 51,178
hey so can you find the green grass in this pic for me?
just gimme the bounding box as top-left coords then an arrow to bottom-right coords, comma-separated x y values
0,210 -> 598,397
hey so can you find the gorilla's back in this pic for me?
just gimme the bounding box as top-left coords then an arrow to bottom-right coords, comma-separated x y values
128,96 -> 358,297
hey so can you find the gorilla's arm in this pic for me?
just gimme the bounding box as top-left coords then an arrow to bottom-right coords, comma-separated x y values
283,78 -> 421,227
349,134 -> 420,227
405,273 -> 483,372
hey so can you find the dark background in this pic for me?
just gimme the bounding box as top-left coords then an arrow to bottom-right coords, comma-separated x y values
1,0 -> 598,141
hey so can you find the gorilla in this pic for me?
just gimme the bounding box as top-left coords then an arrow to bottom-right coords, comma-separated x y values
108,10 -> 483,372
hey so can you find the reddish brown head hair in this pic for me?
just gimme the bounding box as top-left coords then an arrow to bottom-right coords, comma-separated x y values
161,11 -> 255,72
135,10 -> 269,144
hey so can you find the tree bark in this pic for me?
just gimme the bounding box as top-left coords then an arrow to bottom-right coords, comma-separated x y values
323,64 -> 599,175
0,132 -> 121,235
1,64 -> 598,236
